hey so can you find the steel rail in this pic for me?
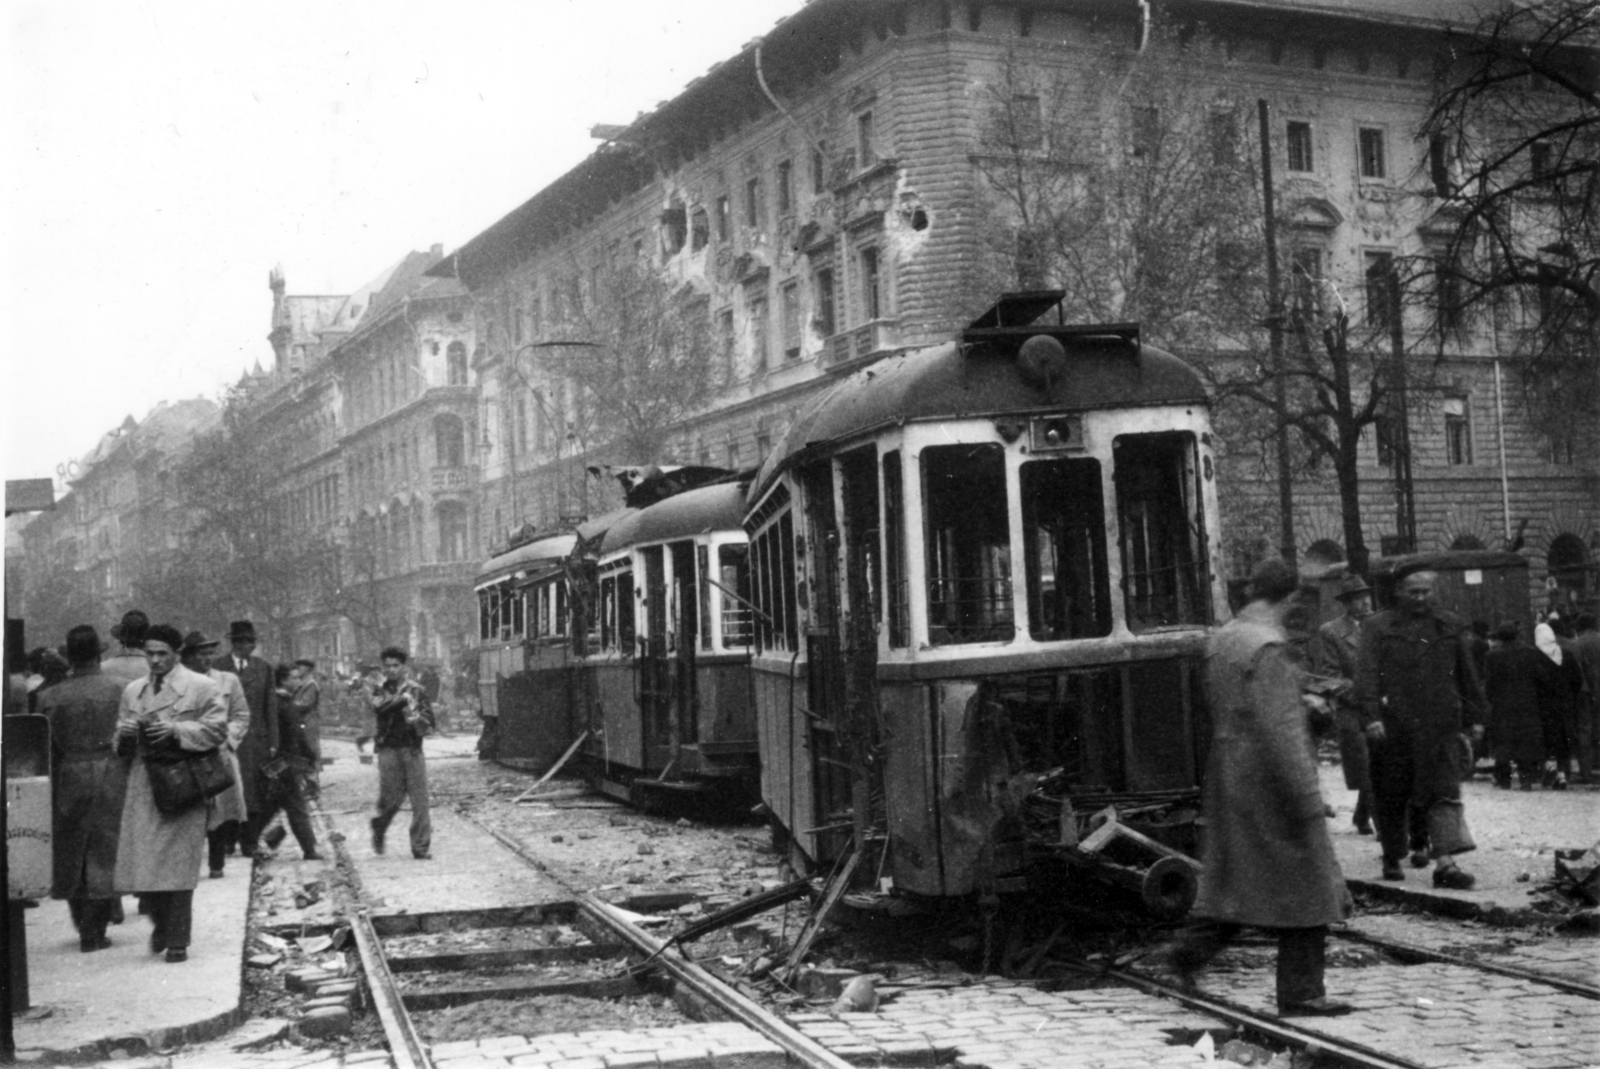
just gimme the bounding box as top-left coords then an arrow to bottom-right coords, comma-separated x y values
1332,928 -> 1600,1001
580,894 -> 858,1069
461,810 -> 855,1069
349,909 -> 433,1069
1090,962 -> 1430,1069
307,797 -> 432,1069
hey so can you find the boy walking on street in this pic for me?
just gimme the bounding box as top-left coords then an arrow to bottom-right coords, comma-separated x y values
367,646 -> 434,860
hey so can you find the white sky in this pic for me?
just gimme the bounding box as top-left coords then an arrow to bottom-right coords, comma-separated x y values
1,0 -> 799,490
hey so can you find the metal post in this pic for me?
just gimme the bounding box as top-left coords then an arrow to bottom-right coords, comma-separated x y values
1258,99 -> 1296,564
1493,359 -> 1511,543
1387,271 -> 1417,553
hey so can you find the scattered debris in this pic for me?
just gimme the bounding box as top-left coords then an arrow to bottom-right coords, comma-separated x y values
829,974 -> 880,1014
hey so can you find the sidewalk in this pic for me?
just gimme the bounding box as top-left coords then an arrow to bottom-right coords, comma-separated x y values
1319,764 -> 1600,922
10,860 -> 252,1062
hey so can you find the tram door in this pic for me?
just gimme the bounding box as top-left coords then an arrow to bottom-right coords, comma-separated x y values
669,541 -> 700,750
799,463 -> 853,863
637,546 -> 673,763
837,450 -> 883,859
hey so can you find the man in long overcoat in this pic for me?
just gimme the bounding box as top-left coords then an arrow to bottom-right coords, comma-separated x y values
113,624 -> 229,963
1310,573 -> 1374,835
211,620 -> 278,855
1171,560 -> 1352,1017
37,624 -> 128,951
1353,568 -> 1487,888
180,631 -> 250,877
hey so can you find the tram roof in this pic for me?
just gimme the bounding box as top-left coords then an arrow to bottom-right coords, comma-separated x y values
600,481 -> 748,556
475,532 -> 578,590
750,328 -> 1207,501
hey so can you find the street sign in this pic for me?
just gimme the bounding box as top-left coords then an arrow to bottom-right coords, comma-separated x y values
3,480 -> 55,516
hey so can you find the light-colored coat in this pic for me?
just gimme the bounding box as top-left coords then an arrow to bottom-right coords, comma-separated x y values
1194,600 -> 1349,929
205,668 -> 250,828
113,665 -> 228,893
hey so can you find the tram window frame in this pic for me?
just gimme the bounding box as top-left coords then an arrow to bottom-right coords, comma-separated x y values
509,587 -> 524,639
882,451 -> 909,648
1021,456 -> 1113,641
1112,431 -> 1212,631
719,543 -> 753,649
698,544 -> 714,651
749,510 -> 798,653
921,443 -> 1014,646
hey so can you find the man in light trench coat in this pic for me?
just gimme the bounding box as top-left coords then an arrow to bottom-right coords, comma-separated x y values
1170,560 -> 1354,1017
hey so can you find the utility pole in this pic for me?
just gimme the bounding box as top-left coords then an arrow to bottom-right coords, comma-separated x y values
1387,270 -> 1417,554
1258,99 -> 1296,566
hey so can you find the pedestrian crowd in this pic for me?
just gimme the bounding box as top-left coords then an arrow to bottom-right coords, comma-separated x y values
4,608 -> 434,966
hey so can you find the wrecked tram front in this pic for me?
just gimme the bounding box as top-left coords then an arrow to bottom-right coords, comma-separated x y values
742,292 -> 1227,900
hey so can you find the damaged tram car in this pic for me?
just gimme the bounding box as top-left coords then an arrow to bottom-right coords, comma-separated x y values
743,291 -> 1227,901
475,471 -> 760,814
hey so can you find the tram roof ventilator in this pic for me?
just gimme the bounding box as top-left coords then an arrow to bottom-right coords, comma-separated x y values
963,290 -> 1141,389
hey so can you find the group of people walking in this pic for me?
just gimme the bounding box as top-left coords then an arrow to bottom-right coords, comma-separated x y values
18,611 -> 325,962
1481,613 -> 1597,791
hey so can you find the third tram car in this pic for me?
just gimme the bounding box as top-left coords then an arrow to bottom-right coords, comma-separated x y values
742,292 -> 1228,898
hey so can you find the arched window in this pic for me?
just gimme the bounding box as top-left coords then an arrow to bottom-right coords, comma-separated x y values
437,501 -> 469,563
1548,533 -> 1591,612
1449,534 -> 1486,551
434,414 -> 465,468
447,341 -> 468,386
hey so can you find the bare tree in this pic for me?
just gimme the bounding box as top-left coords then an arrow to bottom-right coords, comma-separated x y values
539,260 -> 721,465
1415,0 -> 1599,448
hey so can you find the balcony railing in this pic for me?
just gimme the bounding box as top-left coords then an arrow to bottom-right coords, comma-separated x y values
821,319 -> 898,370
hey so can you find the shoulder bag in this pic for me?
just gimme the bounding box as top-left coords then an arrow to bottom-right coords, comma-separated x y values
144,739 -> 236,814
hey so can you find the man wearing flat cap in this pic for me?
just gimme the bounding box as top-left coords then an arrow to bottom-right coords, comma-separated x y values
1353,567 -> 1488,888
211,620 -> 279,857
1311,573 -> 1375,836
179,631 -> 250,877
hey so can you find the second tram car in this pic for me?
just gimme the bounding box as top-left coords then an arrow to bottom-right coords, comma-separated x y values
742,292 -> 1228,898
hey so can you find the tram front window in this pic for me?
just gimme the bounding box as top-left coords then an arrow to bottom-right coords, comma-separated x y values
923,443 -> 1013,645
1114,432 -> 1210,630
1022,458 -> 1112,640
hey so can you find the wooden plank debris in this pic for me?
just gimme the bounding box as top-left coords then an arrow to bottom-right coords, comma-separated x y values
513,730 -> 590,803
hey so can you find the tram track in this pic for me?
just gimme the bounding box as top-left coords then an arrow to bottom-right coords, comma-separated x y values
1330,927 -> 1600,1001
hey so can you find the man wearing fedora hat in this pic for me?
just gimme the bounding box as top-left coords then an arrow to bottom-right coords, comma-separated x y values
179,631 -> 251,877
211,620 -> 280,857
1312,573 -> 1375,836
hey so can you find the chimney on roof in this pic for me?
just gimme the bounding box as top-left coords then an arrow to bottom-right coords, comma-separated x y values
430,243 -> 443,259
591,124 -> 628,141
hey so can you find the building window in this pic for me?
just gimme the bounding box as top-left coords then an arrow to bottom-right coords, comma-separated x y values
1131,105 -> 1160,158
1286,121 -> 1314,172
1373,414 -> 1396,467
1436,258 -> 1466,332
780,281 -> 801,359
690,208 -> 710,251
856,110 -> 876,168
514,308 -> 525,345
516,398 -> 528,455
1358,126 -> 1387,179
446,341 -> 468,385
1291,247 -> 1324,321
744,177 -> 762,228
1208,110 -> 1238,166
661,205 -> 687,255
715,195 -> 730,241
434,414 -> 465,467
748,293 -> 769,370
776,159 -> 793,214
1429,134 -> 1453,196
813,267 -> 836,337
437,502 -> 469,563
1013,94 -> 1043,150
859,246 -> 882,321
1443,397 -> 1471,465
717,308 -> 736,379
1364,251 -> 1397,330
811,142 -> 829,193
1531,140 -> 1554,180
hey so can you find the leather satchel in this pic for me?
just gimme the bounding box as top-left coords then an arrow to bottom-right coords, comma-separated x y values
144,743 -> 235,814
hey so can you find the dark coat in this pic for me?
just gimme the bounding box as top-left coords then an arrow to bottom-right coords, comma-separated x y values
36,666 -> 129,900
1193,601 -> 1349,929
1354,606 -> 1488,805
1484,645 -> 1546,769
1310,612 -> 1370,791
113,666 -> 229,892
212,652 -> 278,811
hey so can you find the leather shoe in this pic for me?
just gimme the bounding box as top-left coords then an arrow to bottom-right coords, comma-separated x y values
1354,819 -> 1373,835
1433,866 -> 1475,890
80,935 -> 111,953
1280,997 -> 1354,1017
302,851 -> 323,861
208,868 -> 224,879
413,852 -> 432,860
149,933 -> 166,954
1381,861 -> 1404,881
1409,849 -> 1430,868
164,947 -> 188,963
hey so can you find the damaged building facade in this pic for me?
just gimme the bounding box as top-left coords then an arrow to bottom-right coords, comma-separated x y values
438,0 -> 1596,608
